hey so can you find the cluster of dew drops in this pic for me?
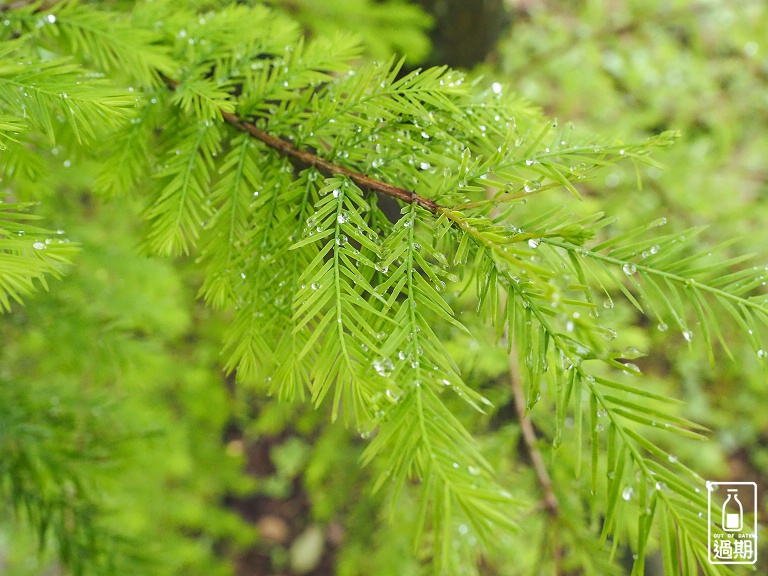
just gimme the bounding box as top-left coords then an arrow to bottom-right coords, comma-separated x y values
22,228 -> 69,250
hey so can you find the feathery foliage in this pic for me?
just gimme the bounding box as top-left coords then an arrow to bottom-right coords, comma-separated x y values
0,0 -> 765,574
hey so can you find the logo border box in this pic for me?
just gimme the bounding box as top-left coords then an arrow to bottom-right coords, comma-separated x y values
707,481 -> 758,565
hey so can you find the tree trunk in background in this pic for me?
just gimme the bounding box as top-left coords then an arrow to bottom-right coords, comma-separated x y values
416,0 -> 511,68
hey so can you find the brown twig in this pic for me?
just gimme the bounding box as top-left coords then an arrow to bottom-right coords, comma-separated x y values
220,110 -> 440,213
507,342 -> 559,517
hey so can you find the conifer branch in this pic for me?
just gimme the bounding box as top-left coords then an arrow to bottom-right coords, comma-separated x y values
161,74 -> 441,214
4,2 -> 762,573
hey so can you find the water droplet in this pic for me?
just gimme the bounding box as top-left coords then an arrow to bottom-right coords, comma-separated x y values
373,357 -> 394,377
622,347 -> 643,359
624,362 -> 642,376
603,299 -> 614,309
46,14 -> 56,23
657,322 -> 668,332
528,238 -> 540,249
622,486 -> 634,501
601,328 -> 617,341
491,82 -> 502,94
622,263 -> 637,275
337,212 -> 348,224
650,244 -> 660,255
311,282 -> 320,290
63,159 -> 71,168
758,349 -> 766,359
655,481 -> 667,491
668,454 -> 678,463
452,462 -> 459,469
682,330 -> 693,342
32,241 -> 46,250
524,180 -> 541,193
597,408 -> 607,417
419,161 -> 430,170
336,235 -> 348,247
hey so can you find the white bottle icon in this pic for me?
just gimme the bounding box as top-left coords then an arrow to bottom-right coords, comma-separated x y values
722,489 -> 743,532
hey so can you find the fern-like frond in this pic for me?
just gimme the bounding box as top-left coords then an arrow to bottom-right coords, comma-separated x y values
0,113 -> 27,144
500,270 -> 724,576
15,0 -> 176,87
0,48 -> 134,143
0,136 -> 46,182
432,195 -> 746,575
545,221 -> 768,364
240,34 -> 361,116
197,133 -> 261,308
170,75 -> 236,121
0,201 -> 78,311
290,176 -> 387,421
361,203 -> 518,567
219,158 -> 300,381
93,91 -> 164,197
145,120 -> 222,255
